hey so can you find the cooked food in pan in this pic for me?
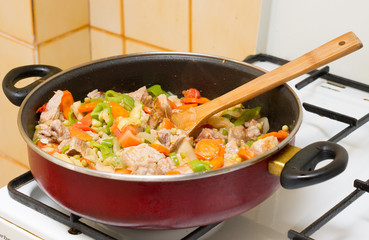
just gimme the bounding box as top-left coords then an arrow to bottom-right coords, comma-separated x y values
33,85 -> 289,175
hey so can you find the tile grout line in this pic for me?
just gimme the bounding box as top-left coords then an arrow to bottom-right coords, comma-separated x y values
0,152 -> 30,170
121,0 -> 126,54
189,0 -> 193,52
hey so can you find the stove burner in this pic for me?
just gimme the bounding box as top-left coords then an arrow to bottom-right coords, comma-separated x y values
7,54 -> 369,239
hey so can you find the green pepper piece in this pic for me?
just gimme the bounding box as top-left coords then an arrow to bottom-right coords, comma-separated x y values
105,90 -> 135,111
121,94 -> 135,111
222,114 -> 233,120
91,102 -> 114,134
145,126 -> 151,133
188,159 -> 212,172
169,152 -> 180,166
100,145 -> 112,159
233,106 -> 261,126
91,102 -> 105,120
61,145 -> 70,154
90,140 -> 102,148
68,109 -> 77,125
147,85 -> 169,98
246,141 -> 254,147
101,138 -> 114,148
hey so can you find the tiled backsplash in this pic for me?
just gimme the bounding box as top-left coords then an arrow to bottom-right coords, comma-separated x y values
0,0 -> 261,172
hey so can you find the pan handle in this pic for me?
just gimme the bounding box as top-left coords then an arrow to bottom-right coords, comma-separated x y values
280,141 -> 348,189
2,65 -> 62,106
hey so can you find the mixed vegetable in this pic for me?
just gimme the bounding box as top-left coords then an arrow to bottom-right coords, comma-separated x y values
33,85 -> 289,175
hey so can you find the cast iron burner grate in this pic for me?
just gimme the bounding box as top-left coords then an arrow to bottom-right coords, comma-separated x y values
245,54 -> 369,240
7,54 -> 369,240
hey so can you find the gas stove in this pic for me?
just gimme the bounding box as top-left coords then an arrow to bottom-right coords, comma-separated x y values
1,54 -> 369,240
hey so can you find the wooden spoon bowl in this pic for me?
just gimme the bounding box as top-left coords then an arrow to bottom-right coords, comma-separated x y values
171,32 -> 362,135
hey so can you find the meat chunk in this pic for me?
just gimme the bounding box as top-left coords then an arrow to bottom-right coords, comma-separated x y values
250,136 -> 278,156
223,139 -> 240,167
158,129 -> 187,152
195,128 -> 226,143
119,143 -> 171,175
128,86 -> 153,107
227,126 -> 247,146
38,119 -> 70,144
157,157 -> 176,174
39,90 -> 64,123
58,137 -> 89,156
244,119 -> 261,141
87,89 -> 105,99
148,94 -> 172,129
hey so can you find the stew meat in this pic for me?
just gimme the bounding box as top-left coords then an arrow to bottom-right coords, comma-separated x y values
33,85 -> 289,175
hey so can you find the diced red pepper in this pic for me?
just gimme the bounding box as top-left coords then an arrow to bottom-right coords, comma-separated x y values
182,88 -> 201,99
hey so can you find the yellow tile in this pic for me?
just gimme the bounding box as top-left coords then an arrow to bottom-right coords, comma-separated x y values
33,0 -> 89,43
0,0 -> 34,44
192,0 -> 261,60
0,36 -> 35,165
90,0 -> 122,35
125,39 -> 167,54
124,0 -> 189,51
0,156 -> 29,188
38,27 -> 91,70
90,28 -> 123,60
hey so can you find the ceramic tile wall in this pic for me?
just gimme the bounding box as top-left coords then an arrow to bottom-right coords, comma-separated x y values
90,0 -> 261,59
0,0 -> 261,187
0,0 -> 90,187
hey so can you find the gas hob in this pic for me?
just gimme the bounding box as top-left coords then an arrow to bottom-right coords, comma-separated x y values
1,54 -> 369,240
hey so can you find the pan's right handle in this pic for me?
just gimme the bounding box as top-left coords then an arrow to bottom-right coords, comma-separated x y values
280,141 -> 348,189
2,65 -> 62,106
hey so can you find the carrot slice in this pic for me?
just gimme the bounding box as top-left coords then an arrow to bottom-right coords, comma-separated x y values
210,156 -> 224,169
237,146 -> 256,161
60,90 -> 74,119
178,103 -> 198,110
68,125 -> 93,141
149,143 -> 170,155
115,169 -> 132,174
78,101 -> 101,113
260,130 -> 289,141
80,157 -> 96,170
159,118 -> 175,130
166,170 -> 181,175
194,139 -> 224,161
143,106 -> 152,114
168,99 -> 178,109
181,97 -> 210,105
118,130 -> 141,148
36,103 -> 47,113
72,114 -> 96,132
109,101 -> 129,119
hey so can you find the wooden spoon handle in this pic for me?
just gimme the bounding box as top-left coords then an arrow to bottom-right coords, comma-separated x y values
196,32 -> 362,119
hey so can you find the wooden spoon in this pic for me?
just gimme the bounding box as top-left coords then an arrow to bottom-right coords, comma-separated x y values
171,32 -> 362,135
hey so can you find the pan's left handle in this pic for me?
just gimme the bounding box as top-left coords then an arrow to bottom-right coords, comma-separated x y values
280,141 -> 348,189
2,65 -> 62,106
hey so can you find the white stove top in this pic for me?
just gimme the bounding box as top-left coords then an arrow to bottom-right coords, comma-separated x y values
1,60 -> 369,240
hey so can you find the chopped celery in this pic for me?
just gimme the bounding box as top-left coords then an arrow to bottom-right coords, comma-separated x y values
188,159 -> 211,172
169,152 -> 180,166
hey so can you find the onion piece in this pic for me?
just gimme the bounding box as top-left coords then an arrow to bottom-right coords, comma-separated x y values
176,138 -> 197,160
206,116 -> 234,129
137,132 -> 157,144
257,117 -> 270,134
